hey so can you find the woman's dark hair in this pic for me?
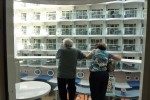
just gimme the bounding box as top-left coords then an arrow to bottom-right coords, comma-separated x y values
95,43 -> 107,50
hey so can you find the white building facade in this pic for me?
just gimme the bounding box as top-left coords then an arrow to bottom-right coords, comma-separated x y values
14,0 -> 144,99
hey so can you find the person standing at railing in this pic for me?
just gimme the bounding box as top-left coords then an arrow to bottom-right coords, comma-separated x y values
86,43 -> 121,100
56,38 -> 86,100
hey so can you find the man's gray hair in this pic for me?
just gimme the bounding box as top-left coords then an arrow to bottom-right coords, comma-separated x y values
63,38 -> 73,48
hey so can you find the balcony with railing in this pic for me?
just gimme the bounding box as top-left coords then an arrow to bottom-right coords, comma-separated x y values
107,10 -> 122,18
76,43 -> 88,50
124,9 -> 137,18
46,12 -> 56,20
77,60 -> 87,68
124,27 -> 136,35
42,59 -> 56,66
31,43 -> 42,49
107,28 -> 122,35
18,57 -> 142,73
123,44 -> 142,52
107,44 -> 121,51
122,63 -> 141,72
74,11 -> 88,19
61,28 -> 73,35
45,43 -> 56,50
76,28 -> 88,35
61,11 -> 73,20
90,28 -> 103,35
29,59 -> 41,66
89,11 -> 105,19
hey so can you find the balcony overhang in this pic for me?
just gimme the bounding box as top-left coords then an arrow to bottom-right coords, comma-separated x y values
15,0 -> 116,5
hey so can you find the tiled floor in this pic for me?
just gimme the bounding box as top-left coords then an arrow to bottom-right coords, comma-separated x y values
42,92 -> 55,100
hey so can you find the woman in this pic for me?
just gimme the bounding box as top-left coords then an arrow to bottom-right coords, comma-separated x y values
86,43 -> 121,100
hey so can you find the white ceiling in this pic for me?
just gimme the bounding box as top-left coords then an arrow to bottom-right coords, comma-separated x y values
16,0 -> 116,5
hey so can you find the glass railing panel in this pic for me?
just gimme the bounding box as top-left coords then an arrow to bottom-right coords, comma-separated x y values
44,43 -> 56,50
123,44 -> 142,52
107,44 -> 121,51
76,44 -> 88,50
90,44 -> 96,50
61,12 -> 73,20
114,62 -> 122,70
90,28 -> 103,35
107,28 -> 122,35
122,63 -> 140,71
30,43 -> 42,49
124,9 -> 137,18
77,60 -> 87,67
20,59 -> 28,66
29,59 -> 41,66
61,28 -> 72,35
42,59 -> 56,66
124,27 -> 136,35
123,44 -> 135,51
107,11 -> 122,18
76,28 -> 88,35
89,11 -> 105,19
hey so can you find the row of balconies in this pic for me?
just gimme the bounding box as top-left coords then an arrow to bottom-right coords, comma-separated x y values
14,9 -> 144,22
17,27 -> 143,36
19,59 -> 141,72
17,43 -> 143,52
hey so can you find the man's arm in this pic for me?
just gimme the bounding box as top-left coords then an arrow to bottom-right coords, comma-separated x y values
56,49 -> 61,59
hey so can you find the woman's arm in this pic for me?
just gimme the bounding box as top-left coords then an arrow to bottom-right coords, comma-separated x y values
111,55 -> 122,61
86,52 -> 93,59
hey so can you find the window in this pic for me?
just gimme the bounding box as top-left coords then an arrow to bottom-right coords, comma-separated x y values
46,12 -> 56,20
126,76 -> 131,80
76,10 -> 88,19
34,26 -> 41,35
21,26 -> 27,34
124,24 -> 136,35
46,39 -> 56,50
91,9 -> 104,18
123,39 -> 135,51
124,8 -> 137,18
107,24 -> 121,35
107,39 -> 119,51
135,76 -> 139,81
46,25 -> 56,35
21,13 -> 26,21
33,39 -> 41,49
91,24 -> 103,35
62,11 -> 72,19
76,25 -> 87,35
33,12 -> 40,20
76,39 -> 87,50
62,25 -> 72,35
107,9 -> 121,18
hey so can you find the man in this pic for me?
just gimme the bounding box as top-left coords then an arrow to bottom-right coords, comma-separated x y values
56,38 -> 86,100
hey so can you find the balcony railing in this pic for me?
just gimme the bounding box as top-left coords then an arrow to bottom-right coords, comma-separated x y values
76,29 -> 88,35
76,44 -> 88,50
45,43 -> 56,50
89,11 -> 105,19
122,63 -> 140,71
90,28 -> 103,35
107,44 -> 121,51
16,43 -> 143,52
18,58 -> 142,72
61,28 -> 73,35
124,27 -> 136,35
42,59 -> 56,66
107,11 -> 122,18
107,28 -> 122,35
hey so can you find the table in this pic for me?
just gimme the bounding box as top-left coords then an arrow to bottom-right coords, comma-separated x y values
16,81 -> 51,100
